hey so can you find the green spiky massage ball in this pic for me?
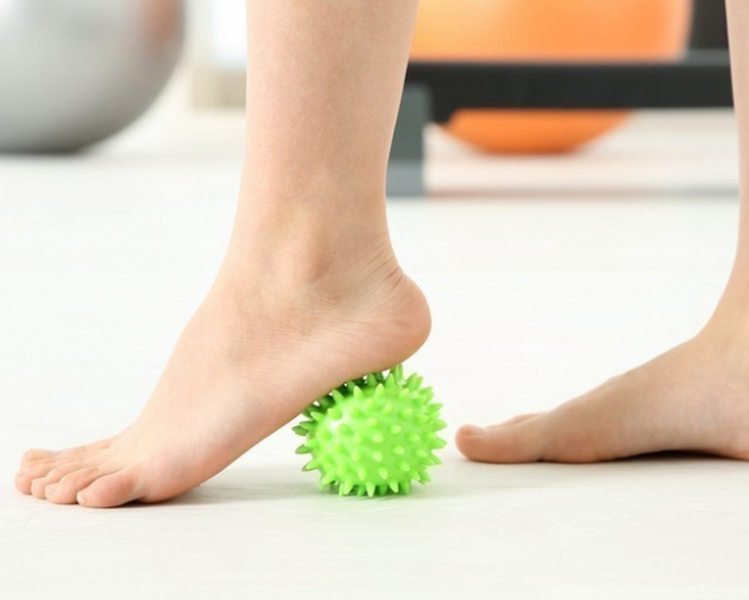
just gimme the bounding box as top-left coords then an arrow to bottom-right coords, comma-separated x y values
293,365 -> 446,497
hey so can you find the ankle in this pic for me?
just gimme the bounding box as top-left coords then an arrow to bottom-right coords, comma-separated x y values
223,179 -> 396,289
218,228 -> 398,314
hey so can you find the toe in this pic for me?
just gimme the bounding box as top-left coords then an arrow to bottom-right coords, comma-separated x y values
45,467 -> 111,505
14,471 -> 34,495
20,449 -> 56,467
25,440 -> 111,469
54,439 -> 111,461
77,468 -> 141,508
15,461 -> 64,494
29,462 -> 88,499
487,413 -> 540,430
456,415 -> 549,463
16,439 -> 113,491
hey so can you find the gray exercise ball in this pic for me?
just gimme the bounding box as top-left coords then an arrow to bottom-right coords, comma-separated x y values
0,0 -> 184,153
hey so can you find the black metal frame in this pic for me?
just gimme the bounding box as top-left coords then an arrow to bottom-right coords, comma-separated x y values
387,50 -> 734,196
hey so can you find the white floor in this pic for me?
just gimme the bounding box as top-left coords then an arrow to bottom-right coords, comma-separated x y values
2,102 -> 749,599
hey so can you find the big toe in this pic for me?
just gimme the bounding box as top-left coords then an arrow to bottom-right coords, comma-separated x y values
456,416 -> 549,463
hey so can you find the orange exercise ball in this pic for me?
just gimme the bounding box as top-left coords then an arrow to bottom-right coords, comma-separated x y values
410,0 -> 694,153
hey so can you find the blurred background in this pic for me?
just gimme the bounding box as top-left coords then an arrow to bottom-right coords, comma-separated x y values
0,0 -> 733,171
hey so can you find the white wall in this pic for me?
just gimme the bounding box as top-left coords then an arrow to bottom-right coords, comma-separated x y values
186,0 -> 246,70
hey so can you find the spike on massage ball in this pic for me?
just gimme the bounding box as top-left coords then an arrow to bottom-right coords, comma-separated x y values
294,365 -> 446,497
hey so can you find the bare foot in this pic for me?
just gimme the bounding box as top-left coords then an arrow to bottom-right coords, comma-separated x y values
456,318 -> 749,464
15,226 -> 430,507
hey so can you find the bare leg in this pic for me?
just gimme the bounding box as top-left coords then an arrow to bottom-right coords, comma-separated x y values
15,0 -> 429,506
457,0 -> 749,464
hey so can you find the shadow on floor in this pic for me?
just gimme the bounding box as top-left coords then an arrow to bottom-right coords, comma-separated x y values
146,452 -> 740,508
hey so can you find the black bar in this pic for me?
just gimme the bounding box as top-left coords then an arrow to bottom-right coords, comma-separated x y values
690,0 -> 728,49
406,51 -> 733,123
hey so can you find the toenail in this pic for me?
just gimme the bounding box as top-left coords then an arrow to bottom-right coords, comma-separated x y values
460,425 -> 485,436
45,484 -> 57,496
